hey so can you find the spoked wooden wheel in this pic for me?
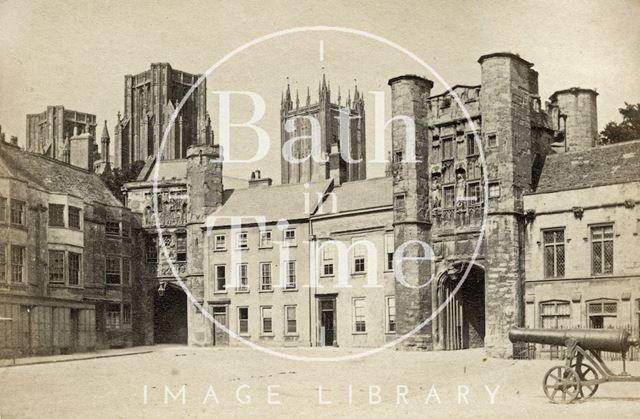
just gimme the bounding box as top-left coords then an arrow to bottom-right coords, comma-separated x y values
543,365 -> 581,404
570,361 -> 599,399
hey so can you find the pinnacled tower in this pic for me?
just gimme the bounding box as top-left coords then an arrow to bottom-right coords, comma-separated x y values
280,75 -> 366,185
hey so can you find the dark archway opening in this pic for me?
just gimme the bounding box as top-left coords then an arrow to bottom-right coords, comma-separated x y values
154,283 -> 188,344
438,263 -> 485,350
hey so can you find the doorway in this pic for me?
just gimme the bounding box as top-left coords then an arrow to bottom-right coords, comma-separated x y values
154,283 -> 188,344
437,263 -> 485,350
317,297 -> 337,347
212,305 -> 229,346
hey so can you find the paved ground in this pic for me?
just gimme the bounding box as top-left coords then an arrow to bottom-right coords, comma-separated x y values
1,346 -> 639,418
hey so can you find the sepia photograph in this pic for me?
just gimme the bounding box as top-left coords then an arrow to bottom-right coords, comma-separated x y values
0,0 -> 639,417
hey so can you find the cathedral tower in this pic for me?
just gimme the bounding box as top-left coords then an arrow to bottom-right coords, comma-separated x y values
280,76 -> 366,184
114,63 -> 211,169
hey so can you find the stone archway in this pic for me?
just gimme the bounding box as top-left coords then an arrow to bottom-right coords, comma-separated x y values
437,262 -> 485,350
154,282 -> 188,344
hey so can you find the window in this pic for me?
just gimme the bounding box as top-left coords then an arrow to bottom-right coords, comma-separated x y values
122,257 -> 130,285
354,257 -> 365,274
11,245 -> 24,282
237,263 -> 248,291
105,221 -> 120,236
543,229 -> 565,278
487,133 -> 497,148
353,298 -> 366,333
146,236 -> 158,263
443,185 -> 455,208
261,306 -> 273,334
68,252 -> 81,286
0,243 -> 6,282
488,182 -> 500,198
122,303 -> 132,325
285,305 -> 297,335
238,307 -> 249,335
385,234 -> 394,271
466,133 -> 478,156
10,200 -> 25,225
394,151 -> 403,163
540,301 -> 571,329
386,296 -> 396,333
105,256 -> 121,285
214,234 -> 226,251
48,204 -> 65,227
591,225 -> 614,275
175,232 -> 187,262
442,137 -> 454,160
285,261 -> 296,289
0,197 -> 6,223
588,300 -> 617,329
284,229 -> 296,246
466,182 -> 481,204
48,250 -> 65,283
106,303 -> 121,329
68,206 -> 81,229
322,245 -> 334,276
260,262 -> 272,291
259,231 -> 272,248
236,232 -> 248,249
215,265 -> 226,291
121,221 -> 130,238
394,193 -> 405,211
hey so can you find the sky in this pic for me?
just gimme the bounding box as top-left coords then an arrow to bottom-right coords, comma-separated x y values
1,0 -> 639,181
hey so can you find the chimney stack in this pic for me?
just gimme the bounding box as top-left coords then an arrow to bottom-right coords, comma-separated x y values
248,170 -> 273,188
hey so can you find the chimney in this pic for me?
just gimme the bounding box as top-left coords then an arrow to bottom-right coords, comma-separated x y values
68,131 -> 95,170
248,170 -> 273,188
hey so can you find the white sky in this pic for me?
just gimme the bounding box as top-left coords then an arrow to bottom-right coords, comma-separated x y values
1,0 -> 639,181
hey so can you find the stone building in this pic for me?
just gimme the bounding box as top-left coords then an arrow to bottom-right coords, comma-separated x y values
113,63 -> 212,169
26,106 -> 97,163
280,76 -> 366,185
0,139 -> 145,358
523,140 -> 640,358
117,52 -> 633,358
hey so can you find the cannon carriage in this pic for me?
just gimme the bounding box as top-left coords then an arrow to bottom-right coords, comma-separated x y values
509,328 -> 640,404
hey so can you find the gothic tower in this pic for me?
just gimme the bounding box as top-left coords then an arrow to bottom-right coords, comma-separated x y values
389,75 -> 433,349
280,75 -> 366,184
114,63 -> 211,169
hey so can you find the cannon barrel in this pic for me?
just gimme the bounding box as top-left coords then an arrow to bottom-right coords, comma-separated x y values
509,328 -> 639,353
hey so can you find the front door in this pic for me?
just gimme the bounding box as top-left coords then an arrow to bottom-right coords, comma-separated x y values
318,298 -> 336,347
70,309 -> 80,350
212,306 -> 229,346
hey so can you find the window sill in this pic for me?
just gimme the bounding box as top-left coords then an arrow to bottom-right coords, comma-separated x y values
352,272 -> 367,276
352,332 -> 368,335
235,289 -> 250,294
283,287 -> 298,292
260,333 -> 275,338
259,289 -> 274,293
284,333 -> 299,337
213,290 -> 228,294
258,245 -> 273,250
320,274 -> 334,278
239,334 -> 251,338
213,249 -> 227,252
385,331 -> 397,335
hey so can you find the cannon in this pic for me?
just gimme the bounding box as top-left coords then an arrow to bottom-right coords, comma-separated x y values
509,327 -> 640,404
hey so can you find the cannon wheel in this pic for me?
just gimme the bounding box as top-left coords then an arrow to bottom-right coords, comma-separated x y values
570,361 -> 599,400
543,365 -> 581,404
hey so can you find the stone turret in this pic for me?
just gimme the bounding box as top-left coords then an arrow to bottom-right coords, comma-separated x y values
549,88 -> 598,152
389,74 -> 433,349
186,144 -> 223,221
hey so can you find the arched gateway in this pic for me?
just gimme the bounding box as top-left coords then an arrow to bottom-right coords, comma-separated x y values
436,262 -> 485,350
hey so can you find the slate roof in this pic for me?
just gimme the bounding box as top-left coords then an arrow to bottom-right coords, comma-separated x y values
533,140 -> 640,194
205,176 -> 393,228
0,142 -> 122,206
206,180 -> 330,227
320,176 -> 392,214
135,157 -> 247,189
